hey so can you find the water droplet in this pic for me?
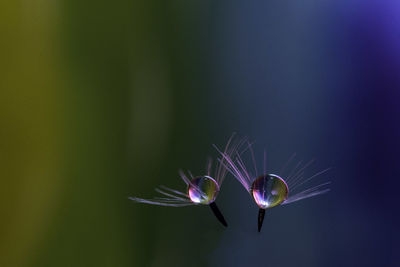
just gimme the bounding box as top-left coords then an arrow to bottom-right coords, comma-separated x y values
251,174 -> 288,209
188,176 -> 219,204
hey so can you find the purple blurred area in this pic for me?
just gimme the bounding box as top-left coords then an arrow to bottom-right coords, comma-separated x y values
205,1 -> 400,266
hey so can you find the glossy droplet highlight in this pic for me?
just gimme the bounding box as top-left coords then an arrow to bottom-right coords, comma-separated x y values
251,174 -> 288,209
188,176 -> 219,204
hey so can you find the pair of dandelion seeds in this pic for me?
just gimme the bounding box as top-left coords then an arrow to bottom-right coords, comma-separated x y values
130,135 -> 330,232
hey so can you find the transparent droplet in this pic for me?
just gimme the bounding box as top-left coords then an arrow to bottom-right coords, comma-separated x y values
250,174 -> 288,209
188,176 -> 219,204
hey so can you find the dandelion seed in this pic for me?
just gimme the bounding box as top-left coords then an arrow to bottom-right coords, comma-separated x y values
215,136 -> 330,232
129,134 -> 242,227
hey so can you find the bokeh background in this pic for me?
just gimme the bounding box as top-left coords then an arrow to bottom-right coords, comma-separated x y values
1,0 -> 399,266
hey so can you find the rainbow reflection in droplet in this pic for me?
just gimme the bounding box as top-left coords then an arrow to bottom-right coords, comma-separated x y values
188,176 -> 219,204
250,174 -> 289,209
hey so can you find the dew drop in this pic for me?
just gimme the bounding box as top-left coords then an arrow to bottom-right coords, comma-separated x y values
250,174 -> 288,209
188,176 -> 219,204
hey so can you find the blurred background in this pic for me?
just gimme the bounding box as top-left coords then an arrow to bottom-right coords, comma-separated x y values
1,0 -> 399,266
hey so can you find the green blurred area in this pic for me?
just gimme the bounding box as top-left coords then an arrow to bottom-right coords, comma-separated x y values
0,1 -> 225,266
